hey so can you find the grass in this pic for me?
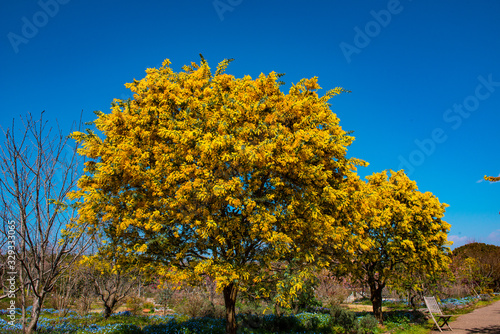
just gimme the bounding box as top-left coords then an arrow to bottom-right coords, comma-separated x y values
385,326 -> 429,334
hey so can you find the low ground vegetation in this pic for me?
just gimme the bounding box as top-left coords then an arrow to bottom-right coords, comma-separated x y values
1,294 -> 498,333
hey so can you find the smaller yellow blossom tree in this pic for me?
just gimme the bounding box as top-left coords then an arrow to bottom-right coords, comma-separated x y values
80,243 -> 140,318
342,170 -> 451,324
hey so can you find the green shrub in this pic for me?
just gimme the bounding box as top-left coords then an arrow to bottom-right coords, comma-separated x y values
291,279 -> 322,313
236,299 -> 269,315
302,315 -> 320,330
353,314 -> 378,334
329,305 -> 356,330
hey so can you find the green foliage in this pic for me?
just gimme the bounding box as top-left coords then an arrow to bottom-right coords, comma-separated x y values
291,277 -> 322,313
238,313 -> 333,333
353,315 -> 378,334
235,299 -> 269,316
328,305 -> 356,331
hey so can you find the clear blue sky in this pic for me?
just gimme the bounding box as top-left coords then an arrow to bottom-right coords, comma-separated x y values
2,0 -> 500,249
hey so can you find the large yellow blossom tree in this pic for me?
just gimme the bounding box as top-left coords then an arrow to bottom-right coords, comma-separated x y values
70,57 -> 364,334
343,170 -> 451,324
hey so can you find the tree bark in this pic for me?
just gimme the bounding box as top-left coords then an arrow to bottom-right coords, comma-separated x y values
25,296 -> 43,334
223,283 -> 238,334
101,293 -> 117,318
369,280 -> 385,325
103,303 -> 113,318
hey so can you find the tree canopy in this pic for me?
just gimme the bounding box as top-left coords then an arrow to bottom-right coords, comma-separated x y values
70,57 -> 365,334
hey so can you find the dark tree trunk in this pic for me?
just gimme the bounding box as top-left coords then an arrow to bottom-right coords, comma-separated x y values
223,283 -> 238,334
409,293 -> 417,311
369,280 -> 385,325
101,294 -> 117,319
103,304 -> 113,318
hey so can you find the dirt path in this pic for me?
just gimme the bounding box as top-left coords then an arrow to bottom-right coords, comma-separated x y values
430,300 -> 500,333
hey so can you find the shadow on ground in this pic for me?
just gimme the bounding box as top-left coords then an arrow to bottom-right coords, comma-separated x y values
466,325 -> 500,333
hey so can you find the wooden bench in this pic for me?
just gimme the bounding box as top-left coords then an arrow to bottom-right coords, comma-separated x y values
423,296 -> 453,332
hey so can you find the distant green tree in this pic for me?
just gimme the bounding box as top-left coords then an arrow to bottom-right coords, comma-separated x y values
453,243 -> 500,292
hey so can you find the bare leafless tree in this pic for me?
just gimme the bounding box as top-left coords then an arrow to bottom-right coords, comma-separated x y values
0,112 -> 93,334
91,259 -> 139,318
51,257 -> 84,317
73,265 -> 96,316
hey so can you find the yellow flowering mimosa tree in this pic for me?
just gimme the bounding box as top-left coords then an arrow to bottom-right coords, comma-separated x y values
70,57 -> 364,334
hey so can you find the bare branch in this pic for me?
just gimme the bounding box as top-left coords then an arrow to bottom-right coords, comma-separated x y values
0,112 -> 93,333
